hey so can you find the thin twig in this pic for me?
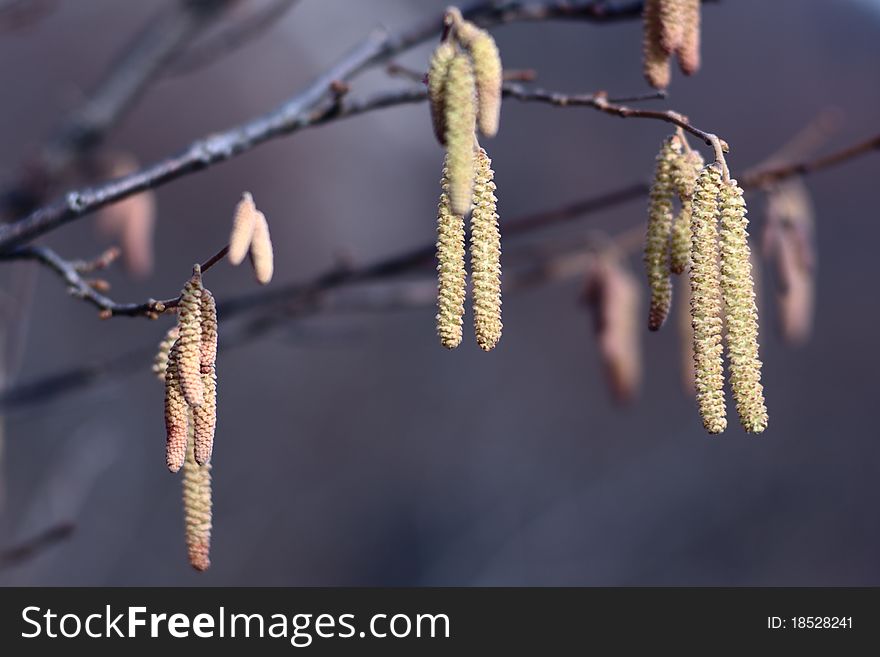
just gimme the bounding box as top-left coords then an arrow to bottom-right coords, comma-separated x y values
0,0 -> 654,249
0,522 -> 74,570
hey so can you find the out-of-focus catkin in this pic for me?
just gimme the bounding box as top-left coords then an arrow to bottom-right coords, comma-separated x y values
428,41 -> 456,145
670,147 -> 704,274
182,424 -> 212,572
583,252 -> 642,404
643,0 -> 671,89
436,161 -> 467,349
444,54 -> 477,215
689,164 -> 727,434
719,180 -> 768,433
470,147 -> 502,351
176,268 -> 204,407
676,0 -> 701,75
644,136 -> 680,330
164,341 -> 189,472
457,23 -> 502,138
658,0 -> 687,53
249,211 -> 274,285
229,192 -> 259,265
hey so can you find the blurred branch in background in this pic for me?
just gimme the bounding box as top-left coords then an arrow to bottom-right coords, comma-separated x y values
0,522 -> 74,571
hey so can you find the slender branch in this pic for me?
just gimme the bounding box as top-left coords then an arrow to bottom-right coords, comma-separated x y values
0,0 -> 653,250
168,0 -> 301,76
1,0 -> 234,219
0,522 -> 74,570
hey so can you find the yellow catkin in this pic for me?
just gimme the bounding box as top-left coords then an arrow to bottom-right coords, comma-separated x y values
193,365 -> 217,465
458,23 -> 502,138
153,325 -> 180,383
689,164 -> 727,434
670,148 -> 704,274
658,0 -> 687,54
182,421 -> 212,572
470,147 -> 502,351
719,180 -> 768,433
676,0 -> 700,75
176,268 -> 204,408
229,192 -> 259,265
249,210 -> 274,285
194,288 -> 218,464
164,341 -> 189,472
643,0 -> 671,89
436,160 -> 467,349
199,289 -> 218,374
428,41 -> 456,145
444,53 -> 477,216
644,136 -> 680,330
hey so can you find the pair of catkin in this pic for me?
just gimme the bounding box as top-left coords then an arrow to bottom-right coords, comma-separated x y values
428,8 -> 502,216
229,192 -> 274,285
154,322 -> 213,572
644,135 -> 703,330
164,266 -> 219,471
689,165 -> 768,434
643,0 -> 700,89
437,147 -> 502,351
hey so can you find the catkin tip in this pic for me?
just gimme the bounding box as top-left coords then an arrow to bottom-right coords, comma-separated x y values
183,427 -> 212,572
643,0 -> 671,89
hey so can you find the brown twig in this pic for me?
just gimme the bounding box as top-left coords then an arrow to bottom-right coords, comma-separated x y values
0,0 -> 656,250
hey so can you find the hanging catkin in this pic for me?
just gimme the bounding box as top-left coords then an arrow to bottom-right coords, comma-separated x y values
658,0 -> 687,54
644,136 -> 680,330
670,147 -> 704,274
643,0 -> 671,89
194,289 -> 218,464
249,210 -> 274,285
229,192 -> 259,266
471,147 -> 502,351
719,180 -> 768,433
164,340 -> 189,472
182,423 -> 212,571
689,164 -> 727,434
153,325 -> 180,383
176,268 -> 204,407
676,0 -> 701,75
457,23 -> 502,138
444,53 -> 478,215
436,159 -> 467,349
428,41 -> 456,145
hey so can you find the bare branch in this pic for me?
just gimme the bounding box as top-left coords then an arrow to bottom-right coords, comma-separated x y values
0,522 -> 74,570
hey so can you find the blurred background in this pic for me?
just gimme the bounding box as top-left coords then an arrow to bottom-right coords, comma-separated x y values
0,0 -> 878,585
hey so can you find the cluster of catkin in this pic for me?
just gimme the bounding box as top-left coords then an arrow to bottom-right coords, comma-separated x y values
643,0 -> 701,89
155,266 -> 218,571
229,192 -> 274,285
430,8 -> 503,351
646,136 -> 768,434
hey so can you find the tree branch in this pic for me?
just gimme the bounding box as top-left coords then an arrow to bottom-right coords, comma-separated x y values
0,0 -> 655,250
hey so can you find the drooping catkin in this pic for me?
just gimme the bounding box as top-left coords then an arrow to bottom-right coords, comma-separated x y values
182,422 -> 212,572
643,0 -> 671,89
164,340 -> 189,473
457,23 -> 502,138
470,147 -> 502,351
444,53 -> 478,215
644,136 -> 680,330
658,0 -> 687,54
177,268 -> 204,408
249,210 -> 274,285
582,252 -> 642,404
436,161 -> 467,349
194,288 -> 218,464
229,192 -> 259,265
689,164 -> 727,434
428,41 -> 456,145
153,325 -> 180,383
719,180 -> 768,433
676,0 -> 701,75
670,148 -> 704,274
